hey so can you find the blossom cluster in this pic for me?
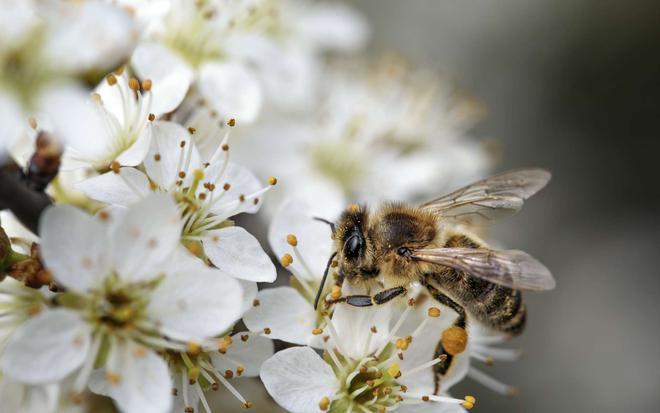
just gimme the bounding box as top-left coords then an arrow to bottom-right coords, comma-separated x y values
0,1 -> 517,413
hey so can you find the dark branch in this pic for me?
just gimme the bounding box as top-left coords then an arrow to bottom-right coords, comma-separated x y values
0,167 -> 52,235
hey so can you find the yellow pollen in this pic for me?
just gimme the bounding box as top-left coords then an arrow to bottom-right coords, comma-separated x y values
268,176 -> 278,185
187,341 -> 202,355
110,161 -> 121,174
186,243 -> 202,256
428,307 -> 441,317
106,74 -> 117,86
241,401 -> 253,409
142,79 -> 152,91
28,117 -> 38,130
331,285 -> 342,299
349,203 -> 360,213
319,397 -> 330,411
280,253 -> 293,267
462,395 -> 476,409
395,338 -> 409,350
113,66 -> 125,75
312,328 -> 324,335
387,363 -> 400,377
148,113 -> 155,121
441,326 -> 468,356
236,366 -> 245,376
227,118 -> 236,127
286,234 -> 298,246
106,371 -> 121,385
128,77 -> 140,91
133,346 -> 147,358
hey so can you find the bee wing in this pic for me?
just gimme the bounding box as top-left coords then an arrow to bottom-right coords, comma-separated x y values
411,247 -> 555,291
420,168 -> 551,225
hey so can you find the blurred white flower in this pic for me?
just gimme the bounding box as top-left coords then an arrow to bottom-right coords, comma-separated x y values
128,0 -> 368,123
0,0 -> 137,157
0,194 -> 245,413
260,296 -> 475,413
76,122 -> 277,284
243,200 -> 333,346
234,57 -> 490,218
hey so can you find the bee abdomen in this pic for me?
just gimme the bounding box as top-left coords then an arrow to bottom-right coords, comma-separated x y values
483,288 -> 526,336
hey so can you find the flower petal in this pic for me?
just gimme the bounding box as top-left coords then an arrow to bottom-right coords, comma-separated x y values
131,42 -> 193,116
242,287 -> 316,346
261,347 -> 339,413
204,226 -> 275,283
0,379 -> 60,413
331,298 -> 392,360
210,332 -> 273,378
110,193 -> 181,282
1,309 -> 91,384
294,2 -> 369,52
0,91 -> 25,158
143,121 -> 200,189
76,168 -> 150,206
39,205 -> 110,292
198,62 -> 262,124
170,372 -> 200,413
206,161 -> 265,217
88,343 -> 172,413
268,200 -> 333,282
115,126 -> 152,167
147,261 -> 244,341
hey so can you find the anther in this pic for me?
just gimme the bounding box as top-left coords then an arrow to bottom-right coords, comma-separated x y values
400,385 -> 408,393
148,113 -> 155,121
263,327 -> 272,335
463,395 -> 476,409
212,382 -> 220,391
370,326 -> 378,333
227,118 -> 236,127
241,334 -> 249,342
154,153 -> 161,161
287,234 -> 298,246
188,127 -> 196,134
171,388 -> 178,396
280,253 -> 293,267
187,341 -> 202,356
236,366 -> 245,376
239,194 -> 246,202
422,395 -> 430,402
113,66 -> 125,75
253,198 -> 259,205
252,299 -> 260,306
128,77 -> 140,91
428,307 -> 441,317
98,210 -> 110,221
407,298 -> 416,306
312,328 -> 324,335
319,396 -> 330,411
223,183 -> 231,191
395,338 -> 409,350
28,117 -> 37,130
142,79 -> 152,91
224,370 -> 234,379
106,74 -> 118,86
241,401 -> 253,409
110,161 -> 121,174
222,143 -> 229,151
180,140 -> 186,148
185,407 -> 194,413
268,176 -> 278,185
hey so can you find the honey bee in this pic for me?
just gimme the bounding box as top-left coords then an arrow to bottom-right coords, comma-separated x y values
314,168 -> 555,392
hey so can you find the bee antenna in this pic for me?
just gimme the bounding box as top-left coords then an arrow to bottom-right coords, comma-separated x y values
314,251 -> 337,310
313,217 -> 336,234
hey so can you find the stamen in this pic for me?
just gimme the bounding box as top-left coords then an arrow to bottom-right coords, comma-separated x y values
200,360 -> 250,406
468,367 -> 519,396
400,355 -> 446,377
375,301 -> 414,358
319,396 -> 331,411
195,382 -> 212,413
142,79 -> 152,91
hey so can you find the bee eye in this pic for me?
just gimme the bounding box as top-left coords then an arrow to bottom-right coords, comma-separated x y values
344,233 -> 363,259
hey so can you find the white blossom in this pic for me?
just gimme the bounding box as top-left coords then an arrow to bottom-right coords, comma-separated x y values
0,0 -> 137,158
0,194 -> 245,413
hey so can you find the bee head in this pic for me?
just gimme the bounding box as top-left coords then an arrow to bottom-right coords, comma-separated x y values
334,204 -> 377,281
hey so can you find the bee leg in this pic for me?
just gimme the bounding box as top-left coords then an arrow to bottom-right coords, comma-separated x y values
333,287 -> 408,307
422,280 -> 468,395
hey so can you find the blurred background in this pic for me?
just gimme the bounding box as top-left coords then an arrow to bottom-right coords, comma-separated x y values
344,0 -> 660,412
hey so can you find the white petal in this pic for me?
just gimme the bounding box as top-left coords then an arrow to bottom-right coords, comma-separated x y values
148,263 -> 244,341
114,129 -> 152,167
331,300 -> 392,360
206,161 -> 264,217
238,279 -> 258,315
242,287 -> 317,346
88,343 -> 172,413
268,200 -> 333,282
294,3 -> 369,52
131,42 -> 192,116
39,205 -> 110,292
0,379 -> 60,413
2,309 -> 91,384
76,168 -> 150,206
210,332 -> 273,378
143,121 -> 200,189
111,193 -> 181,282
198,62 -> 262,123
397,398 -> 467,413
44,1 -> 136,72
203,226 -> 275,283
0,91 -> 25,157
261,347 -> 339,413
